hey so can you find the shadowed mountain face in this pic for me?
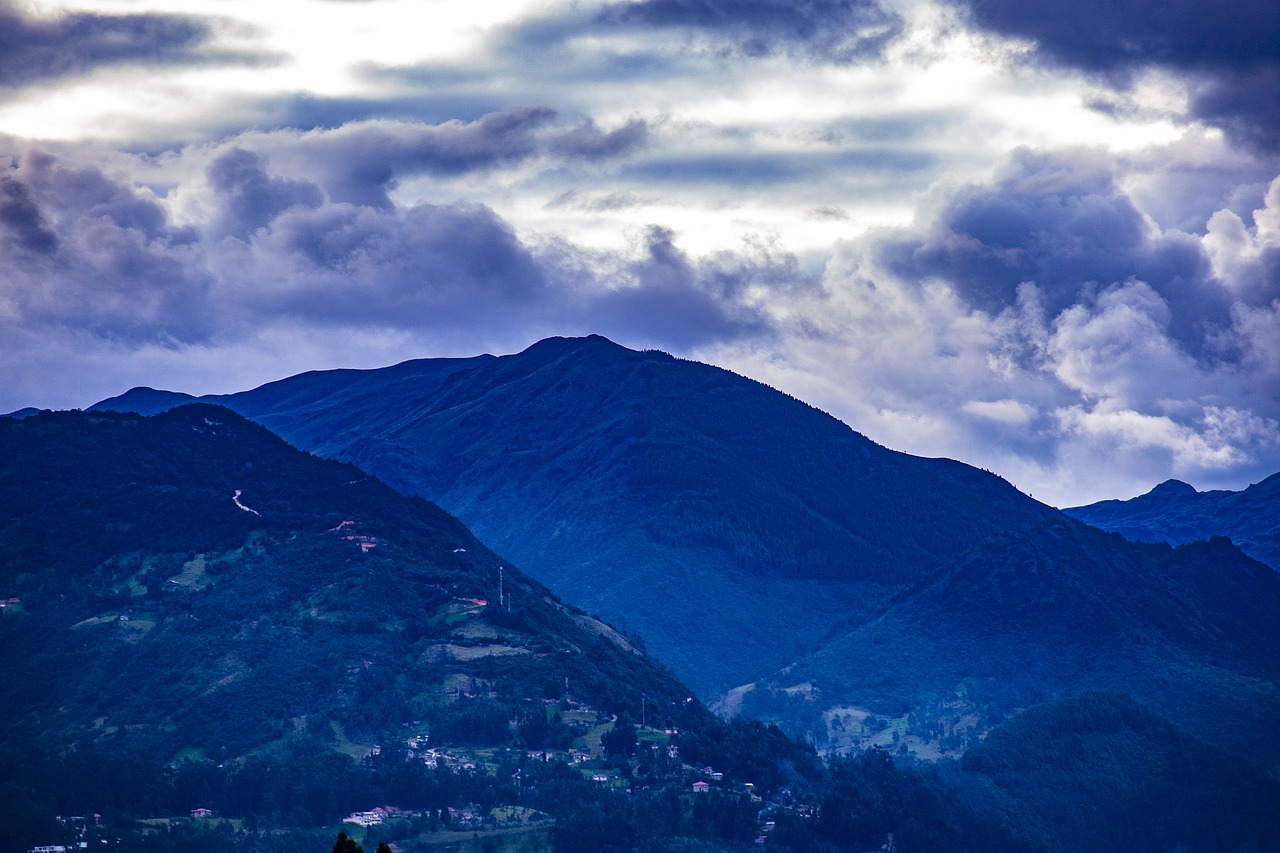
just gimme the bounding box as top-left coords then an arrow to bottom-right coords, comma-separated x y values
960,692 -> 1280,853
0,405 -> 708,762
772,519 -> 1280,761
1064,475 -> 1280,570
92,335 -> 1060,699
87,338 -> 1280,767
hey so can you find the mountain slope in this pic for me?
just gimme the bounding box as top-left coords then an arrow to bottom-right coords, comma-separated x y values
770,518 -> 1280,760
1064,475 -> 1280,570
960,693 -> 1280,853
0,405 -> 706,762
93,335 -> 1060,698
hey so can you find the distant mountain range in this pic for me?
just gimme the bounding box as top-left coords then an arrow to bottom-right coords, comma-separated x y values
88,337 -> 1280,764
1065,476 -> 1280,570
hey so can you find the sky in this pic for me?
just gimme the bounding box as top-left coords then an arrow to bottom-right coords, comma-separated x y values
1,0 -> 1278,507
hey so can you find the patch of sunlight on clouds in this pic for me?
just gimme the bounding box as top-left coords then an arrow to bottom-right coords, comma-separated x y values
12,0 -> 543,140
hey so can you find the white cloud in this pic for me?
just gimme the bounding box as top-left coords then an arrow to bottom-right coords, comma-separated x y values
962,398 -> 1038,425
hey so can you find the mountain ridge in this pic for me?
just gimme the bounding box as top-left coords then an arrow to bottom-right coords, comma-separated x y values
91,336 -> 1061,700
1065,473 -> 1280,569
85,337 -> 1280,765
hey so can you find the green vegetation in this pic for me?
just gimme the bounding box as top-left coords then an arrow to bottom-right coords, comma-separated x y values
92,335 -> 1059,701
3,406 -> 1279,853
961,693 -> 1280,852
749,519 -> 1280,764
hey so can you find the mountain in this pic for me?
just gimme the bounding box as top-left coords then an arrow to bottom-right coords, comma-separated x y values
753,518 -> 1280,761
89,338 -> 1280,765
959,692 -> 1280,853
0,405 -> 1052,853
0,405 -> 710,764
1064,475 -> 1280,570
92,335 -> 1061,700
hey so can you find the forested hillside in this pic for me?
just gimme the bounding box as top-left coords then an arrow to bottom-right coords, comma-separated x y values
752,519 -> 1280,761
93,335 -> 1059,702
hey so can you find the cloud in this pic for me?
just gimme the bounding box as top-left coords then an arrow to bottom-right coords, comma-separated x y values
872,148 -> 1233,354
0,174 -> 59,255
962,398 -> 1037,425
951,0 -> 1280,77
565,225 -> 804,349
1202,175 -> 1280,307
226,199 -> 554,329
0,150 -> 212,343
1055,405 -> 1279,475
621,146 -> 935,189
704,148 -> 1280,505
0,138 -> 786,380
1046,279 -> 1198,406
206,148 -> 323,240
1189,65 -> 1280,154
233,109 -> 647,209
0,0 -> 1276,511
946,0 -> 1280,152
547,118 -> 650,159
595,0 -> 904,63
0,0 -> 261,94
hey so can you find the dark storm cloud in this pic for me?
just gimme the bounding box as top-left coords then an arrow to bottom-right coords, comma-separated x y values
207,148 -> 323,240
250,200 -> 554,327
288,108 -> 642,208
0,142 -> 784,356
1190,65 -> 1280,154
596,0 -> 904,63
251,207 -> 784,349
222,109 -> 652,210
547,118 -> 649,159
873,149 -> 1232,351
21,150 -> 174,240
0,151 -> 214,344
953,0 -> 1280,76
570,225 -> 790,348
0,0 -> 263,93
0,175 -> 58,255
947,0 -> 1280,152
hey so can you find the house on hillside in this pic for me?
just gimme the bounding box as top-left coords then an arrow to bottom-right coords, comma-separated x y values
692,781 -> 710,794
190,808 -> 213,819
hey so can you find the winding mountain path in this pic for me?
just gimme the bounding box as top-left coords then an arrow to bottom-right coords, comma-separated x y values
232,490 -> 260,516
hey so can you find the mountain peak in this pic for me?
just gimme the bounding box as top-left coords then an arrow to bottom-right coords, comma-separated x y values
517,334 -> 626,357
1146,479 -> 1198,498
89,385 -> 197,416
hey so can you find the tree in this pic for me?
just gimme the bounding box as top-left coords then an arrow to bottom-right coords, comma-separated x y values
601,711 -> 638,761
332,831 -> 362,853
